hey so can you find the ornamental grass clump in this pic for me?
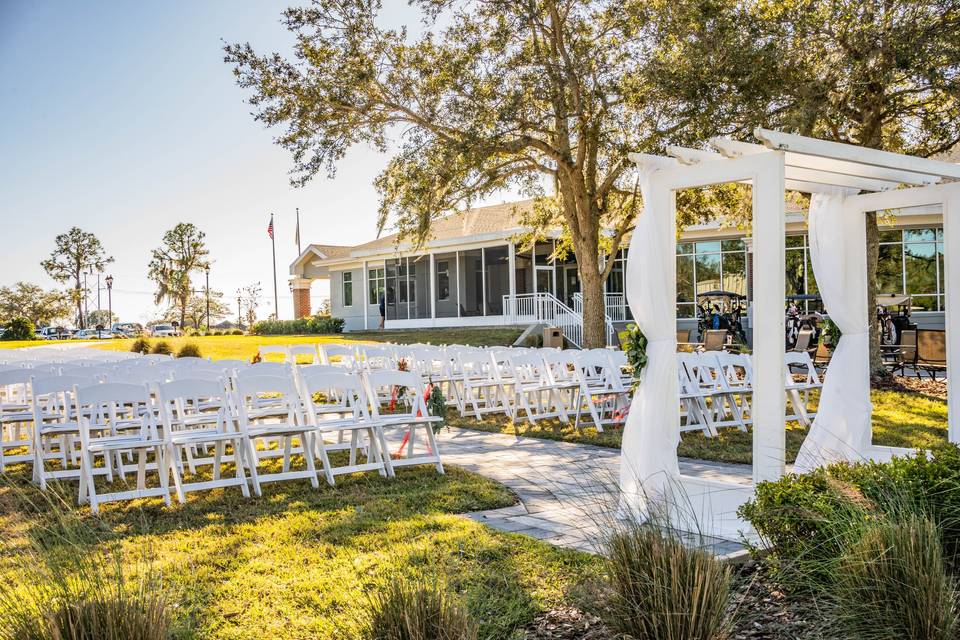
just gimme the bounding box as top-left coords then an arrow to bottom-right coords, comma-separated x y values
367,578 -> 477,640
0,486 -> 172,640
175,343 -> 202,358
603,516 -> 732,640
833,513 -> 957,640
130,337 -> 151,354
150,341 -> 172,355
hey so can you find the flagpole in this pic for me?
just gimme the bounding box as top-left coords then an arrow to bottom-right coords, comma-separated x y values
270,213 -> 279,319
295,207 -> 301,255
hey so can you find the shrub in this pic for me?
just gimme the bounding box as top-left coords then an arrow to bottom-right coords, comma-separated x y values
834,513 -> 956,640
130,337 -> 151,354
231,329 -> 244,335
604,519 -> 732,640
2,317 -> 34,341
251,315 -> 344,335
740,443 -> 960,585
367,578 -> 477,640
150,341 -> 172,355
176,343 -> 202,358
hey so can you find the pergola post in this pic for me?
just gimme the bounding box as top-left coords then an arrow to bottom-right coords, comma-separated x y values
944,188 -> 960,443
750,154 -> 787,483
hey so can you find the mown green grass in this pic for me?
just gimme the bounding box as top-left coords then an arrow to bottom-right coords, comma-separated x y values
0,455 -> 598,639
0,340 -> 50,349
455,388 -> 948,465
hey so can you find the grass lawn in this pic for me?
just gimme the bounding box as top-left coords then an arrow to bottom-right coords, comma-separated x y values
84,327 -> 525,361
0,455 -> 598,639
0,339 -> 51,349
453,386 -> 949,465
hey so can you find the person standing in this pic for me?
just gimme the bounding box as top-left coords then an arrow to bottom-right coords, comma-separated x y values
378,292 -> 385,330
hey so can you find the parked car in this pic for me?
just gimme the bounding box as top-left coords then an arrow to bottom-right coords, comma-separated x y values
151,323 -> 179,337
71,329 -> 99,340
111,322 -> 144,337
38,327 -> 72,340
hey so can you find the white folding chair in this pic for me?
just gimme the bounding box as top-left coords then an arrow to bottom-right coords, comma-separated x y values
319,344 -> 357,369
299,367 -> 393,484
257,344 -> 290,362
231,373 -> 319,490
30,374 -> 94,488
157,378 -> 252,502
458,352 -> 506,418
501,351 -> 573,424
0,368 -> 36,472
75,383 -> 170,514
785,351 -> 822,426
571,350 -> 630,431
288,344 -> 320,364
364,370 -> 444,473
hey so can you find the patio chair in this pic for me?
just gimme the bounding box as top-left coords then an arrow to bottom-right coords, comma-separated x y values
364,370 -> 444,473
319,344 -> 357,369
916,329 -> 947,379
885,329 -> 917,377
157,378 -> 252,502
677,329 -> 692,344
299,368 -> 393,484
74,382 -> 170,514
791,328 -> 816,357
812,342 -> 832,374
702,329 -> 728,352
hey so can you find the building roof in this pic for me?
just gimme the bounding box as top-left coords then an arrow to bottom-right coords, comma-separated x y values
349,199 -> 534,254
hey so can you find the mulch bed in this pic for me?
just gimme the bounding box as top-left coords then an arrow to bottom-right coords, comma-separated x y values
871,374 -> 947,400
523,563 -> 831,640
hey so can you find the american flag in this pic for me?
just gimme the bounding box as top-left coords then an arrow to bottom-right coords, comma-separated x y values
267,216 -> 274,240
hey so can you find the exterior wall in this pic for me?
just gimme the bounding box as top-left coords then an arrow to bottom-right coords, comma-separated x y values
329,268 -> 366,332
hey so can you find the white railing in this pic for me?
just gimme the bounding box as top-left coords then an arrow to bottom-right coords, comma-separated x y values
503,293 -> 583,347
572,292 -> 626,345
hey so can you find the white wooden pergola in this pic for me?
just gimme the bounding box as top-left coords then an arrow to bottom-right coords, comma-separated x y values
623,129 -> 960,541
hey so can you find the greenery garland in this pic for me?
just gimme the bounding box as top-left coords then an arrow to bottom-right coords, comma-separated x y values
619,323 -> 648,390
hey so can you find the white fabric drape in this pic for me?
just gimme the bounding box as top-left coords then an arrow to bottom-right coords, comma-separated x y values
795,186 -> 872,472
620,174 -> 680,507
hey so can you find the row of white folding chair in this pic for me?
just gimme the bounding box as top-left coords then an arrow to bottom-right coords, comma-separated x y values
32,364 -> 444,513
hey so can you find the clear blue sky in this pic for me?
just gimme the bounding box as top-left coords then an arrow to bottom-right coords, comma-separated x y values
0,1 -> 514,324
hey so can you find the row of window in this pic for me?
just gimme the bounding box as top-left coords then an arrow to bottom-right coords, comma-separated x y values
339,227 -> 947,317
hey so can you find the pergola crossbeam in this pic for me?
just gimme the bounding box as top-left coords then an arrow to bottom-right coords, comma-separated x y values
755,128 -> 960,182
710,137 -> 938,187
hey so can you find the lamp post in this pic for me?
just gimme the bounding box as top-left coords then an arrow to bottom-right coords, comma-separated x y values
105,275 -> 113,332
205,264 -> 211,331
237,294 -> 242,330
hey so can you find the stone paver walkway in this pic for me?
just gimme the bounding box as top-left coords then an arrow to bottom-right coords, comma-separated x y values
431,427 -> 751,556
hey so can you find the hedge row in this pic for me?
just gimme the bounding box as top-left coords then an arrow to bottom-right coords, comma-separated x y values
250,315 -> 344,336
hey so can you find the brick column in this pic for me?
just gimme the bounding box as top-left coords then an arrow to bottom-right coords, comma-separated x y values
290,278 -> 312,318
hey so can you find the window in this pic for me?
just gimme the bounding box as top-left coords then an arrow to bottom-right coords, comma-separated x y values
675,239 -> 748,318
342,272 -> 353,307
368,266 -> 385,305
436,260 -> 450,301
874,227 -> 944,311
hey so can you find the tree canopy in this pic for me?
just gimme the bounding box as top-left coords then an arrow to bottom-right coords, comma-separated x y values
225,0 -> 703,347
0,282 -> 73,328
147,223 -> 210,330
41,227 -> 113,329
644,0 -> 960,371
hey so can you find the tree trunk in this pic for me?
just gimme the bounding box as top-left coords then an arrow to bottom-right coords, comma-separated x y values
865,211 -> 886,376
578,250 -> 607,348
74,282 -> 84,329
